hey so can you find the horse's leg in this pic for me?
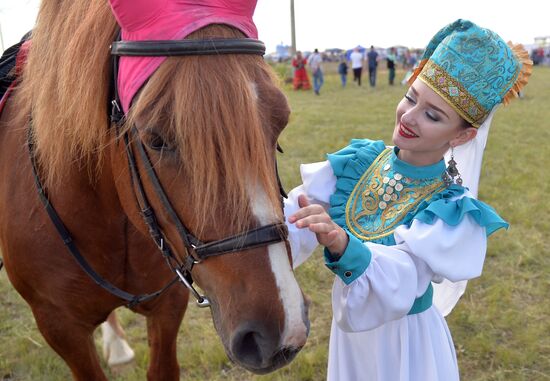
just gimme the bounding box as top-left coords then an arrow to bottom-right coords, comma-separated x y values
32,305 -> 107,381
145,296 -> 188,381
100,310 -> 135,366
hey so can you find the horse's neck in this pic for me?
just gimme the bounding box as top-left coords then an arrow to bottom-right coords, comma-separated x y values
46,149 -> 129,247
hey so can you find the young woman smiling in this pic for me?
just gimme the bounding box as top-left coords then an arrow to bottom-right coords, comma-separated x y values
285,19 -> 531,381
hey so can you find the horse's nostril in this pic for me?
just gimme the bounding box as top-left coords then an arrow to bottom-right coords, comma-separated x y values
230,322 -> 303,373
231,328 -> 264,367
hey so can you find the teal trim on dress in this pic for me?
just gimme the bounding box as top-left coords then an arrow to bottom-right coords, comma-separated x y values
324,233 -> 372,285
408,283 -> 433,315
391,147 -> 446,179
327,139 -> 387,236
327,139 -> 386,180
414,190 -> 509,236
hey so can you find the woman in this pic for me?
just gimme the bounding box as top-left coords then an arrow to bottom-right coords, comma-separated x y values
292,51 -> 311,90
285,19 -> 531,380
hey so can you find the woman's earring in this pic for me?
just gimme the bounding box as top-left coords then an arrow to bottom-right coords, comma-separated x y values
443,147 -> 463,186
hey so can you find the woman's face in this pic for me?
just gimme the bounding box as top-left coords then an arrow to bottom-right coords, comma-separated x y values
392,79 -> 476,166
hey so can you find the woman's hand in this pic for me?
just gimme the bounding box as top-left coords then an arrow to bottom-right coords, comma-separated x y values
287,195 -> 349,257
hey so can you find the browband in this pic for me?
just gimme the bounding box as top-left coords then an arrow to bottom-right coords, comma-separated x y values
111,38 -> 266,57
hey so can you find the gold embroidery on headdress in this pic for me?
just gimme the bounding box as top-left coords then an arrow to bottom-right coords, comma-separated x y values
418,61 -> 487,127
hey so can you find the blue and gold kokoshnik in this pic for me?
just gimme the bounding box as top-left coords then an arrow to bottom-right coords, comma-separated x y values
409,19 -> 532,127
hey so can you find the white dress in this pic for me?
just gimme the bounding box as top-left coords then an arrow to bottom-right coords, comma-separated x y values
283,140 -> 507,381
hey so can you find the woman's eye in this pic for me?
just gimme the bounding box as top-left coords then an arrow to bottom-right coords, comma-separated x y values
404,94 -> 415,104
426,112 -> 439,122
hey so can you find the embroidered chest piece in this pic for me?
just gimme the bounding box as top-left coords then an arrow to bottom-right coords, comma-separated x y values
345,148 -> 446,241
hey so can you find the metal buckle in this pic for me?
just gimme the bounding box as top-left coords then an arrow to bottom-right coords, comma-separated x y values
188,244 -> 202,265
110,100 -> 124,124
175,268 -> 210,308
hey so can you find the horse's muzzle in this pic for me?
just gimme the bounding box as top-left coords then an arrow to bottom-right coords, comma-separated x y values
229,320 -> 305,374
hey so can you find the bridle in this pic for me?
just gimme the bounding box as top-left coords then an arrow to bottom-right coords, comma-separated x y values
28,33 -> 288,309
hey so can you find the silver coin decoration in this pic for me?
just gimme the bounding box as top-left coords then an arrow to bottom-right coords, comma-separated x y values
371,162 -> 440,212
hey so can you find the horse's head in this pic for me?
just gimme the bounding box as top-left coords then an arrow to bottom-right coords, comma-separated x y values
111,24 -> 309,373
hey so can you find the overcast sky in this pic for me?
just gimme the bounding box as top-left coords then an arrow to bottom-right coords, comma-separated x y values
1,0 -> 548,53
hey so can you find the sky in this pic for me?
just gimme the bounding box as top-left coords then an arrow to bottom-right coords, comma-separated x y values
1,0 -> 549,53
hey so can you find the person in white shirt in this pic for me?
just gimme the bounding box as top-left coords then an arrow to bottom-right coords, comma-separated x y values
349,47 -> 364,86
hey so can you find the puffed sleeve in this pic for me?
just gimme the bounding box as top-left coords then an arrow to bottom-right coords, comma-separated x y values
284,161 -> 335,268
327,236 -> 427,332
327,195 -> 506,332
394,216 -> 486,282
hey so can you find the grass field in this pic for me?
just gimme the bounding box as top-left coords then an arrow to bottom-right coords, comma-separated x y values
1,64 -> 549,381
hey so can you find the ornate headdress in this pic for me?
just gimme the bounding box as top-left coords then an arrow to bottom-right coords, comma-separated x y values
409,20 -> 532,316
409,19 -> 532,128
108,0 -> 259,113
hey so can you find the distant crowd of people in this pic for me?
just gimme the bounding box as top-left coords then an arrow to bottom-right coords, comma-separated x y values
531,47 -> 550,66
291,46 -> 420,95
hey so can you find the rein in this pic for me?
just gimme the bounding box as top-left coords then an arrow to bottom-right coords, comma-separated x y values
27,127 -> 179,308
27,34 -> 288,309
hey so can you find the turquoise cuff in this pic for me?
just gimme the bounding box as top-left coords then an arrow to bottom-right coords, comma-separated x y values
324,233 -> 371,285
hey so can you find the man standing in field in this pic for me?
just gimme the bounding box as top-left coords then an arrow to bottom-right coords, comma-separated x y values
309,48 -> 324,95
367,45 -> 379,87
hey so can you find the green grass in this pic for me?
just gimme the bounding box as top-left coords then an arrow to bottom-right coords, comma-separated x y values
1,64 -> 549,380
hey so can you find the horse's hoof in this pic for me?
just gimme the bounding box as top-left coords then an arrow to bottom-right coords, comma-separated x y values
106,338 -> 135,366
101,322 -> 135,366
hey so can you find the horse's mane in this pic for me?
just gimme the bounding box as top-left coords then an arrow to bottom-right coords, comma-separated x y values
16,0 -> 282,233
16,0 -> 117,183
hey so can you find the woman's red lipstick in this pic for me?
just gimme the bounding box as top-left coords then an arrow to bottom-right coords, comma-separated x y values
399,123 -> 419,138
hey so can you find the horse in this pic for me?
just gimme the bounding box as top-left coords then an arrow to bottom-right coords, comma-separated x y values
0,0 -> 309,379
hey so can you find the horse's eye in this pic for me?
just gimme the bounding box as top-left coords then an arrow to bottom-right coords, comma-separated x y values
148,133 -> 174,152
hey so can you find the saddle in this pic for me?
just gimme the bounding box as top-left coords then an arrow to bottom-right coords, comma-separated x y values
0,32 -> 32,115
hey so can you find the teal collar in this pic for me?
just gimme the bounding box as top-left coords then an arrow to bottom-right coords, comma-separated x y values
392,147 -> 446,180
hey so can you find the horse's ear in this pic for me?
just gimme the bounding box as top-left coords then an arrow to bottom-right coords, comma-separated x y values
108,0 -> 168,32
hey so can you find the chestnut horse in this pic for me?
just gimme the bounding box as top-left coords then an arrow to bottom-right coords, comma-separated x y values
0,1 -> 309,380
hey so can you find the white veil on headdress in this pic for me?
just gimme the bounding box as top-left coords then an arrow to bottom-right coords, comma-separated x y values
432,108 -> 497,316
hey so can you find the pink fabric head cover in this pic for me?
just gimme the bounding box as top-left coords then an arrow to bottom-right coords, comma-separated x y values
108,0 -> 259,113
